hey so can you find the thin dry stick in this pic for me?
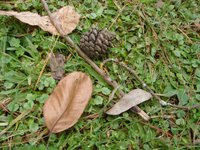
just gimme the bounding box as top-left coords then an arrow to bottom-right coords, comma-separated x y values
40,0 -> 149,121
34,53 -> 50,89
177,27 -> 193,43
102,58 -> 200,110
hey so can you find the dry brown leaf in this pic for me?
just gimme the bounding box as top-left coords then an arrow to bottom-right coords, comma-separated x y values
0,6 -> 80,35
50,52 -> 65,80
43,72 -> 93,133
106,89 -> 152,115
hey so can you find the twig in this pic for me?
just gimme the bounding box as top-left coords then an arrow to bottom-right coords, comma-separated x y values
177,27 -> 193,44
84,113 -> 99,120
150,115 -> 175,119
109,85 -> 120,102
160,101 -> 200,110
34,53 -> 50,89
40,0 -> 149,121
102,58 -> 200,110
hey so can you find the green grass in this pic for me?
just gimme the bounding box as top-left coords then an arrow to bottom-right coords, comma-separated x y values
0,0 -> 200,149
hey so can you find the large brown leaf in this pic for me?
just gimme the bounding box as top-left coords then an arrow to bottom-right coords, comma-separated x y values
106,89 -> 152,115
43,72 -> 93,133
0,6 -> 80,35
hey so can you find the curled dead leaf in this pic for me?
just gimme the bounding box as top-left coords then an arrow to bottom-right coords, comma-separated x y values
43,72 -> 93,133
106,89 -> 152,115
50,52 -> 65,80
0,6 -> 80,35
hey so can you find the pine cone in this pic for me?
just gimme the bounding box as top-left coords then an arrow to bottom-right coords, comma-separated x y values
80,28 -> 115,59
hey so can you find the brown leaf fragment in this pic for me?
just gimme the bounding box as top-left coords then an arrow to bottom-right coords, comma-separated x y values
50,52 -> 65,80
43,72 -> 93,133
0,6 -> 80,35
106,89 -> 152,115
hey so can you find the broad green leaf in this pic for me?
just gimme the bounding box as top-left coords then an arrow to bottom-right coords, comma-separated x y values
173,50 -> 181,57
37,94 -> 49,104
92,96 -> 103,105
4,82 -> 14,89
177,89 -> 189,105
163,86 -> 178,97
125,42 -> 132,51
96,7 -> 104,17
23,100 -> 34,110
26,93 -> 37,101
7,102 -> 19,112
195,68 -> 200,78
196,94 -> 200,100
176,110 -> 185,118
101,87 -> 111,95
9,37 -> 20,47
29,122 -> 39,132
175,118 -> 186,126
